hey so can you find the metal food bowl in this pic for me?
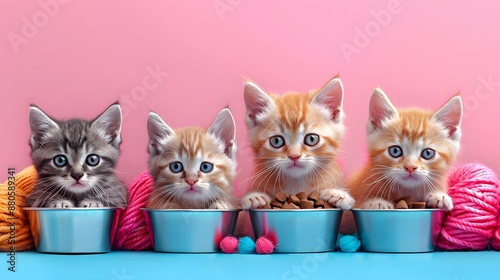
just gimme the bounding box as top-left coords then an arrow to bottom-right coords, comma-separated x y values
249,209 -> 343,253
143,209 -> 240,253
25,207 -> 119,254
351,209 -> 445,253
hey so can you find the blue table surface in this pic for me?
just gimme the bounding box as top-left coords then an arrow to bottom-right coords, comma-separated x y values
1,251 -> 499,280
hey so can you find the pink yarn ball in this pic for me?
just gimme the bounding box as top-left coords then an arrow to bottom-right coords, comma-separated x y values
256,236 -> 275,254
112,170 -> 154,250
220,236 -> 239,254
437,163 -> 500,250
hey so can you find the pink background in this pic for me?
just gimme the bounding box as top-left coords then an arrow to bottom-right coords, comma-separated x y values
1,0 -> 499,195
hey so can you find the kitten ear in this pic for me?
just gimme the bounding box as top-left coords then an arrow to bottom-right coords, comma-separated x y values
244,81 -> 274,128
147,112 -> 175,155
432,96 -> 463,141
311,77 -> 344,123
29,105 -> 59,147
92,103 -> 122,147
208,108 -> 237,159
368,88 -> 398,133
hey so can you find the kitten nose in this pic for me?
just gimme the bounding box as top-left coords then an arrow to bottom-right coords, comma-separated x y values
288,155 -> 300,162
71,172 -> 84,181
405,166 -> 418,174
185,178 -> 198,186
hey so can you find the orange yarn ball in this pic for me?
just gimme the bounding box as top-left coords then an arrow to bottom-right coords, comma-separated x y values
0,166 -> 38,251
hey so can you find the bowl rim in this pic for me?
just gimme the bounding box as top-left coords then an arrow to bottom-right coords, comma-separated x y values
24,207 -> 123,211
141,208 -> 241,212
248,208 -> 343,212
351,208 -> 446,213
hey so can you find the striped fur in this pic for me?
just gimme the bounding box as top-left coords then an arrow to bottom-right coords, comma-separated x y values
241,77 -> 354,210
147,108 -> 237,209
349,88 -> 463,210
26,103 -> 128,208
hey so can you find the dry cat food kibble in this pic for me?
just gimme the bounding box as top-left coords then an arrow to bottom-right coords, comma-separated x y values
412,202 -> 426,209
394,196 -> 427,209
395,200 -> 408,209
260,191 -> 335,209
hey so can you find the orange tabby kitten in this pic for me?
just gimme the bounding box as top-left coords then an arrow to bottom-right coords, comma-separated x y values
349,88 -> 463,210
241,77 -> 354,210
147,108 -> 237,209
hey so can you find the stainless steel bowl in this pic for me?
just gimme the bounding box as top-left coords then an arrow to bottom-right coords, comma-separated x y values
249,209 -> 343,253
143,209 -> 240,253
352,209 -> 445,253
25,207 -> 119,254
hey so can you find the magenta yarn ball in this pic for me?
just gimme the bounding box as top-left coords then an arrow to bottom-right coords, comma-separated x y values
437,163 -> 500,250
112,170 -> 153,250
220,236 -> 239,254
256,236 -> 275,254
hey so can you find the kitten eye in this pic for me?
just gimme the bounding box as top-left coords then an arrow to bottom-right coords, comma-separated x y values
53,155 -> 68,167
86,154 -> 100,166
304,133 -> 319,146
269,135 -> 285,148
388,146 -> 403,158
421,148 -> 436,160
200,162 -> 214,173
170,162 -> 183,173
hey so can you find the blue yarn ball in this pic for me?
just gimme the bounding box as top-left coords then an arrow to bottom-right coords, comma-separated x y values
338,235 -> 361,253
238,236 -> 256,254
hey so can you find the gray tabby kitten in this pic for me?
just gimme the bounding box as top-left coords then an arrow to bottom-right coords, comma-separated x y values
26,103 -> 128,208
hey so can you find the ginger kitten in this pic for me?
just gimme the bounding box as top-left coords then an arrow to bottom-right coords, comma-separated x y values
26,103 -> 128,208
241,77 -> 354,210
349,88 -> 463,210
147,108 -> 238,209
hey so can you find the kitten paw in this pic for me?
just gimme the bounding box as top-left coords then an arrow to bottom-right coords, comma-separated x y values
78,199 -> 104,208
426,192 -> 453,211
48,199 -> 74,208
241,192 -> 271,209
361,198 -> 394,209
319,189 -> 355,210
208,201 -> 232,210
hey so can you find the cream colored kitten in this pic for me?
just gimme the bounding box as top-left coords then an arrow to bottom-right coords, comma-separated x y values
147,108 -> 238,209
